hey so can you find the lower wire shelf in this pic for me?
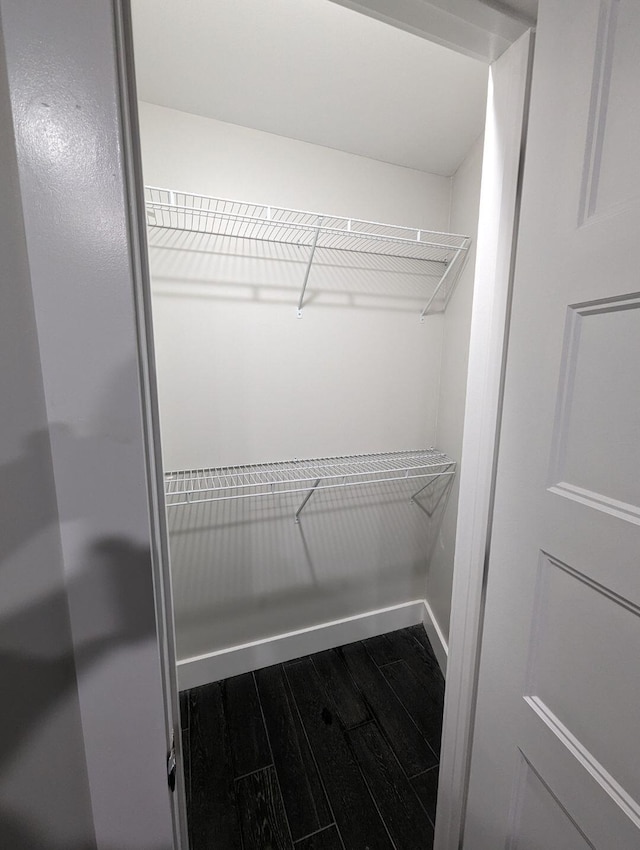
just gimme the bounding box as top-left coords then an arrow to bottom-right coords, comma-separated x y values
164,449 -> 456,521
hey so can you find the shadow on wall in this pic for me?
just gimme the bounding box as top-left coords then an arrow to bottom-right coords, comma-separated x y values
167,473 -> 453,660
147,231 -> 450,315
0,813 -> 169,850
0,426 -> 165,850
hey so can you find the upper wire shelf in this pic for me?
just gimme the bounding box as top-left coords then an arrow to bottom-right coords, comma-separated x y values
145,187 -> 471,319
164,448 -> 456,521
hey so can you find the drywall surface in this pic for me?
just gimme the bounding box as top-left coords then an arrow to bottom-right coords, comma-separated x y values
0,17 -> 94,847
0,3 -> 175,848
430,133 -> 484,641
139,101 -> 452,228
132,0 -> 489,175
138,102 -> 454,658
139,102 -> 450,470
168,478 -> 451,660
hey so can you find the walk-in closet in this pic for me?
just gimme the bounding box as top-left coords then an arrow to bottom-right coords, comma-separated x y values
131,1 -> 489,846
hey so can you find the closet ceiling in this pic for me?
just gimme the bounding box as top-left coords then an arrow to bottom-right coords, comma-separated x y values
131,0 -> 488,176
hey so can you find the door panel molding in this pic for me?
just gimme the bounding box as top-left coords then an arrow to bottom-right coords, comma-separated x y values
523,551 -> 640,808
579,0 -> 640,225
579,0 -> 619,224
548,294 -> 640,522
524,696 -> 640,827
464,2 -> 640,846
506,752 -> 596,850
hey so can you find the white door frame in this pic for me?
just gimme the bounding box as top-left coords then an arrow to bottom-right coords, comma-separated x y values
112,3 -> 189,847
107,4 -> 533,849
0,0 -> 185,847
112,6 -> 534,850
434,30 -> 535,850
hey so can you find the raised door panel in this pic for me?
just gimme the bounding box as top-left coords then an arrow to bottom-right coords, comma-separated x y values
464,1 -> 640,847
580,0 -> 640,223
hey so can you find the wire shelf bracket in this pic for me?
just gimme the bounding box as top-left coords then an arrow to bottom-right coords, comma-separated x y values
164,449 -> 456,521
145,187 -> 471,320
297,216 -> 323,317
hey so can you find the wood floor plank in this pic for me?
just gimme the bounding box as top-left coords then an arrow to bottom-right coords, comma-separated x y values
387,628 -> 445,755
184,629 -> 444,848
224,671 -> 272,778
256,664 -> 332,840
361,632 -> 403,667
310,648 -> 370,729
285,658 -> 394,850
349,722 -> 435,849
411,766 -> 439,825
179,689 -> 189,732
236,765 -> 294,850
380,659 -> 442,736
188,682 -> 241,850
180,724 -> 191,820
283,673 -> 334,830
424,713 -> 443,758
295,825 -> 344,849
407,624 -> 441,668
341,642 -> 438,776
398,626 -> 446,704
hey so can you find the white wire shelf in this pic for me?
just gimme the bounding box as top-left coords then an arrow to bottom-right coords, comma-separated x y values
164,449 -> 456,520
145,187 -> 471,319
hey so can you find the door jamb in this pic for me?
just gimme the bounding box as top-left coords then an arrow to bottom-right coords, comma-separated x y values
434,29 -> 535,850
115,4 -> 534,847
112,2 -> 188,847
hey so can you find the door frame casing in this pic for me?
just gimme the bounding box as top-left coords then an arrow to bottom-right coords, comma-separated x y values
0,0 -> 182,846
114,7 -> 534,849
434,29 -> 535,850
110,4 -> 532,849
112,2 -> 189,847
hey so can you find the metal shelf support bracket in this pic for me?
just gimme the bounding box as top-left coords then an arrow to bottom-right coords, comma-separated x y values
410,473 -> 446,502
295,478 -> 321,522
297,217 -> 323,318
419,243 -> 466,322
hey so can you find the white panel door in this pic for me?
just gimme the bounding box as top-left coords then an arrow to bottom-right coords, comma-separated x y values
464,1 -> 640,848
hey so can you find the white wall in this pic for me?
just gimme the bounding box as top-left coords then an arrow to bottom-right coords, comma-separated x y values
139,102 -> 451,229
430,133 -> 484,641
0,4 -> 175,847
0,16 -> 95,846
138,102 -> 459,658
139,102 -> 451,470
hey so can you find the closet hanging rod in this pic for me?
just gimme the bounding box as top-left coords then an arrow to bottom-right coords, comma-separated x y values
163,448 -> 456,519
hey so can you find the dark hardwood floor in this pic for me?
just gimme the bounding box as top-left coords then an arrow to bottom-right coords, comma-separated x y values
180,625 -> 444,849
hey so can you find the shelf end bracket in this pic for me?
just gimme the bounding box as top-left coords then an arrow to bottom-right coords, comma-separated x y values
297,217 -> 323,318
295,478 -> 321,522
419,244 -> 465,322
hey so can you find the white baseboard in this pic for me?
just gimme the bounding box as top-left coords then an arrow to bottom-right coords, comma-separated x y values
177,597 -> 448,690
422,598 -> 448,675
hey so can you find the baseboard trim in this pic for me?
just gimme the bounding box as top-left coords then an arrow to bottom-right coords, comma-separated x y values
177,599 -> 424,689
177,597 -> 449,690
422,599 -> 448,675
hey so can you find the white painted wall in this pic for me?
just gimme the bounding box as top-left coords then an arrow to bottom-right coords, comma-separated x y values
430,133 -> 484,641
168,481 -> 452,660
139,102 -> 452,228
137,103 -> 462,659
131,0 -> 488,176
0,18 -> 95,847
139,102 -> 451,470
0,3 -> 175,847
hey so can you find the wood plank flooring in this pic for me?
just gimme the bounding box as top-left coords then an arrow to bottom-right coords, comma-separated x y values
181,625 -> 444,849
